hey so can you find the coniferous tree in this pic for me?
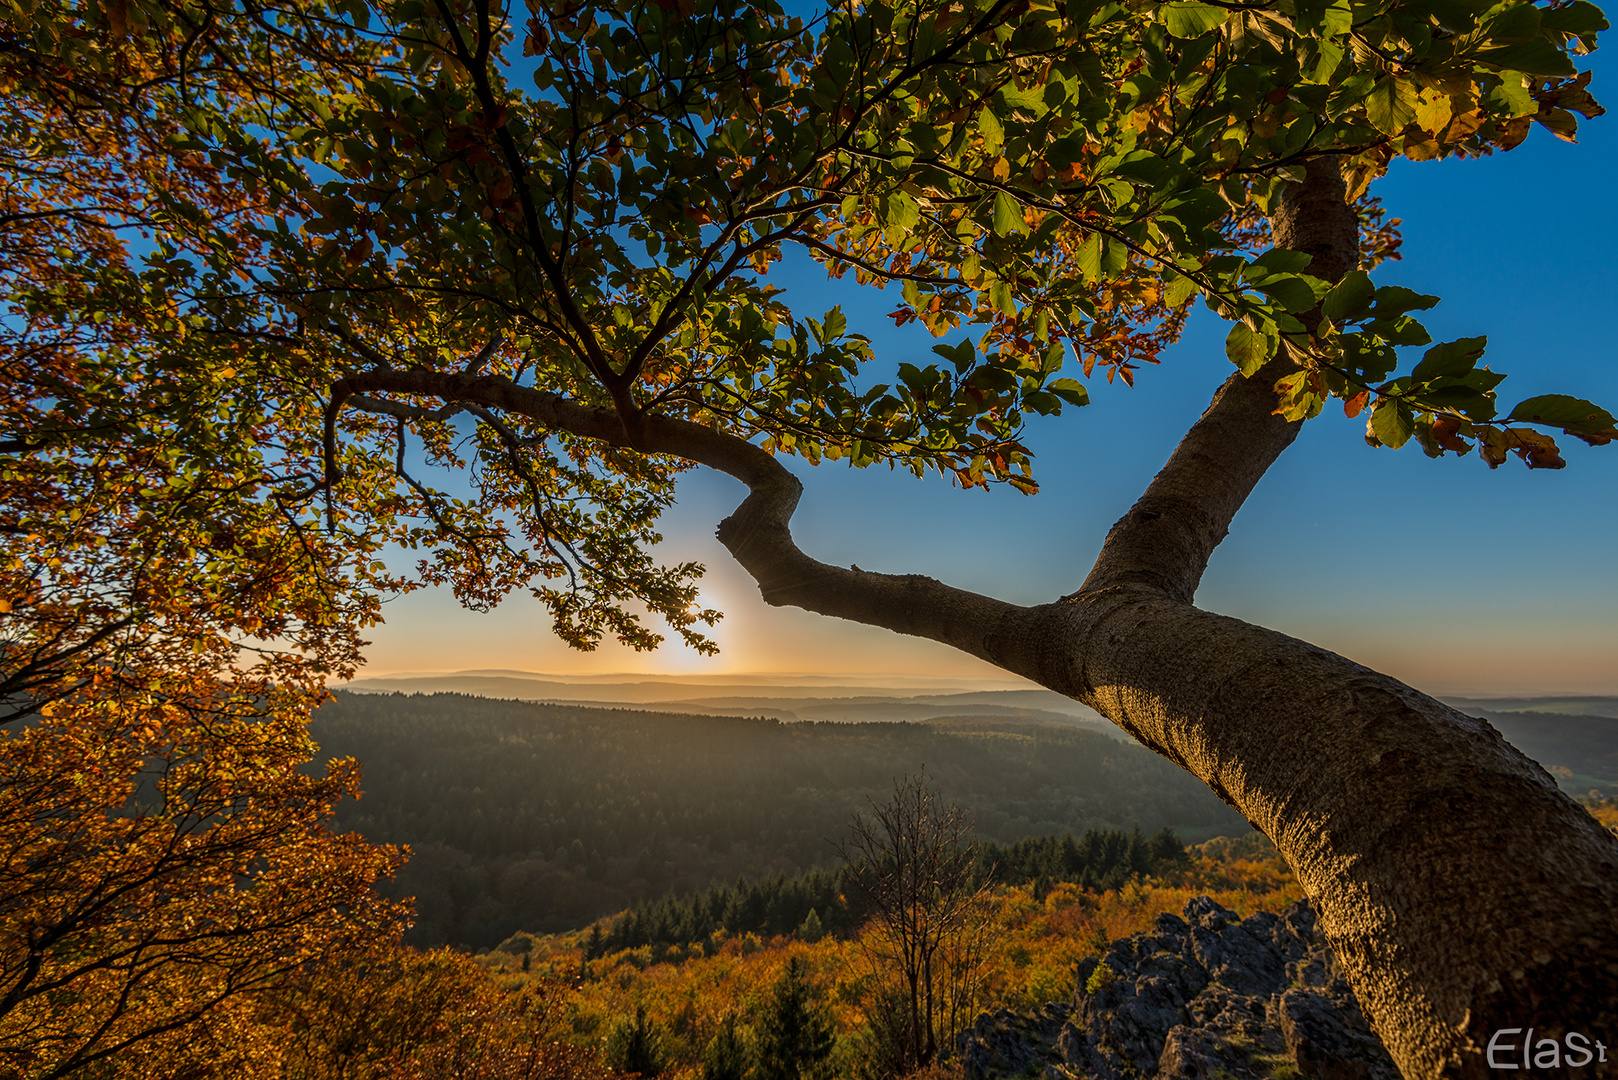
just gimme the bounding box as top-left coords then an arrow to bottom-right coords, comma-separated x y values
605,1004 -> 666,1078
755,958 -> 836,1080
701,1015 -> 753,1080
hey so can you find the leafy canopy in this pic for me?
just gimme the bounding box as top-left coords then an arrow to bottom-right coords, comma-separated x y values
3,0 -> 1611,662
2,3 -> 409,1070
2,0 -> 1608,1065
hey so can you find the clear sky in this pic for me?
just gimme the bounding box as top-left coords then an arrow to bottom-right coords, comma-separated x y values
358,54 -> 1618,697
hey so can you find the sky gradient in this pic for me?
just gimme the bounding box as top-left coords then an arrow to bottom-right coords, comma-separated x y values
357,56 -> 1618,696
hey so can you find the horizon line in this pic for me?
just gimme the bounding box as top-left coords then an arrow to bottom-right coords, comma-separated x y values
340,669 -> 1618,700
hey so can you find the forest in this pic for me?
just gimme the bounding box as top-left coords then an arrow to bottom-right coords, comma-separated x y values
312,692 -> 1244,945
590,825 -> 1188,953
6,0 -> 1615,1069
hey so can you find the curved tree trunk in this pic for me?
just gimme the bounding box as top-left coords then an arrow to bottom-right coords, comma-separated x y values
330,160 -> 1618,1077
711,158 -> 1618,1076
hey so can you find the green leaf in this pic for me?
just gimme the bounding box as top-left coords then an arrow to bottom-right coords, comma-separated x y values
1476,39 -> 1578,76
1410,336 -> 1486,384
1412,415 -> 1450,458
1159,189 -> 1226,237
822,306 -> 847,341
1112,151 -> 1170,184
1365,315 -> 1434,347
1368,285 -> 1441,317
1507,394 -> 1618,436
1364,76 -> 1418,134
1254,276 -> 1321,313
1041,338 -> 1064,372
1102,236 -> 1129,277
992,191 -> 1026,236
1541,1 -> 1609,34
1164,273 -> 1200,307
932,339 -> 976,372
990,280 -> 1016,314
1251,249 -> 1314,275
1294,0 -> 1354,34
1425,0 -> 1493,31
1322,271 -> 1375,325
1163,1 -> 1227,37
883,192 -> 920,233
1076,233 -> 1103,281
1226,321 -> 1276,376
1046,136 -> 1089,167
1341,334 -> 1400,383
1420,386 -> 1496,419
977,109 -> 1005,154
1071,49 -> 1109,98
1369,400 -> 1415,448
1484,76 -> 1536,117
1484,2 -> 1543,43
1048,378 -> 1091,406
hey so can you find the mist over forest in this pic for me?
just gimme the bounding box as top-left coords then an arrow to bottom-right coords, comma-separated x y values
313,691 -> 1250,946
310,689 -> 1618,949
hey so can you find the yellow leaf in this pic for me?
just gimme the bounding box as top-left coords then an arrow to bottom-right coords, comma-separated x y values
1413,90 -> 1452,135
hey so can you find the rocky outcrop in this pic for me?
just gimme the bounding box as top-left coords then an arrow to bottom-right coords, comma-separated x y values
955,897 -> 1399,1080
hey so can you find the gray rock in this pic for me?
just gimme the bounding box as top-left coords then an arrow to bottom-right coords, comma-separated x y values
1272,987 -> 1401,1080
1156,1025 -> 1224,1079
956,897 -> 1399,1080
957,1003 -> 1071,1079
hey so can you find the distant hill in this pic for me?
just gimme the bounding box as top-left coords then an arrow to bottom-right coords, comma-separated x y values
341,670 -> 1125,736
1467,712 -> 1618,797
311,692 -> 1246,948
1437,696 -> 1618,796
313,683 -> 1615,950
1443,695 -> 1618,719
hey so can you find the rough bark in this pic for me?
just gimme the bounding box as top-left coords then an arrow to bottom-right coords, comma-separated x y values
328,158 -> 1618,1077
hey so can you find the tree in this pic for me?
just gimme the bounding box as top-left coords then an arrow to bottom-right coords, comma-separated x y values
0,681 -> 406,1079
700,1014 -> 753,1080
8,0 -> 1618,1073
604,1004 -> 668,1078
0,1 -> 409,1071
269,945 -> 615,1080
755,957 -> 837,1080
839,776 -> 990,1077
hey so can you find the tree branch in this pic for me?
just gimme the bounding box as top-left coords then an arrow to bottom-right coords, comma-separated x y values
1073,156 -> 1356,604
324,368 -> 1033,664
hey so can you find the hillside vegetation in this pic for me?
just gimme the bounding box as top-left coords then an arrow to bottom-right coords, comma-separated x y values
312,693 -> 1247,946
594,826 -> 1188,954
1469,709 -> 1618,797
466,833 -> 1308,1079
102,807 -> 1618,1079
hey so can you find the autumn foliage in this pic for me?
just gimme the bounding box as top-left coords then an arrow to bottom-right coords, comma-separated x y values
1,2 -> 416,1073
4,0 -> 1615,1069
467,833 -> 1304,1079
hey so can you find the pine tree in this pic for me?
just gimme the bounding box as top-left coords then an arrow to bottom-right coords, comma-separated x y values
701,1014 -> 753,1080
605,1004 -> 666,1078
755,958 -> 836,1080
798,909 -> 824,944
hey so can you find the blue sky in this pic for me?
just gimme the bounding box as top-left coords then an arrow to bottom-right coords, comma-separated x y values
362,53 -> 1618,696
